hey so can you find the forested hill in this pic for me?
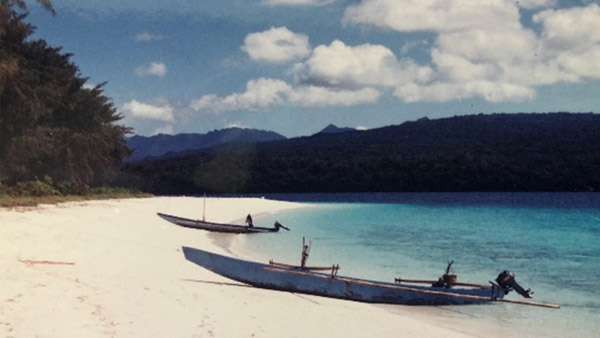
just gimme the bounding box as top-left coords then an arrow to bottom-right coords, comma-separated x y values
126,128 -> 286,161
122,113 -> 600,194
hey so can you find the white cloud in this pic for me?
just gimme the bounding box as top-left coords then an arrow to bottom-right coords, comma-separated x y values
533,4 -> 600,81
343,0 -> 521,34
434,28 -> 539,67
134,32 -> 165,42
242,27 -> 311,63
228,3 -> 600,107
190,78 -> 380,112
142,0 -> 600,113
394,81 -> 535,103
122,100 -> 174,121
288,86 -> 381,107
400,39 -> 430,54
340,1 -> 600,103
190,78 -> 292,113
135,62 -> 167,77
152,124 -> 174,135
516,0 -> 557,10
226,122 -> 251,129
429,26 -> 543,87
535,4 -> 600,52
294,40 -> 432,89
262,0 -> 335,5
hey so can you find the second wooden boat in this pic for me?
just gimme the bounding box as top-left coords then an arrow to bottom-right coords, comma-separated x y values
182,241 -> 559,308
183,246 -> 512,306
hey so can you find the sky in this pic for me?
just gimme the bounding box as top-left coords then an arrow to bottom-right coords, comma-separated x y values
24,0 -> 600,137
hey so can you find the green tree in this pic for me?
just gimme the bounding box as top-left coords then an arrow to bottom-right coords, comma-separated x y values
1,0 -> 131,192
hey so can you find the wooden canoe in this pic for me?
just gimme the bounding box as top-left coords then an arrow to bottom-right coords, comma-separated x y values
157,212 -> 289,234
182,246 -> 509,306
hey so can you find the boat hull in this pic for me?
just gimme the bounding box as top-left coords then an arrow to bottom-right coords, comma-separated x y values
158,213 -> 278,233
182,246 -> 504,306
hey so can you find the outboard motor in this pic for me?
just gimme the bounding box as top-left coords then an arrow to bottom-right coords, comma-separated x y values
495,270 -> 533,298
274,221 -> 290,231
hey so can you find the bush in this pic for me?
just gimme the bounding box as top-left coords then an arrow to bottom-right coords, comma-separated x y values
55,181 -> 89,195
90,186 -> 128,195
10,181 -> 61,197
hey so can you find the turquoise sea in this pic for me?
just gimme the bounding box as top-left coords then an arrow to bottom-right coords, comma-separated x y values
239,193 -> 600,338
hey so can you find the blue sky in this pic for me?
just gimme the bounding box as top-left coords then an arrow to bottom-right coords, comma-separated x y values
26,0 -> 600,137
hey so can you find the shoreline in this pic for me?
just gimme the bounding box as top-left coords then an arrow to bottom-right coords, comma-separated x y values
1,196 -> 502,338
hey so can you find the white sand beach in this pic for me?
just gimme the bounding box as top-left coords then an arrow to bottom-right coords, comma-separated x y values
1,197 -> 495,338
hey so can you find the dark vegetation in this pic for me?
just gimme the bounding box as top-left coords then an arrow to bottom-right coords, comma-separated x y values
0,1 -> 134,203
122,113 -> 600,194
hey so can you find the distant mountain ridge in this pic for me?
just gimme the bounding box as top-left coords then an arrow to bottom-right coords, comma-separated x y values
126,127 -> 286,161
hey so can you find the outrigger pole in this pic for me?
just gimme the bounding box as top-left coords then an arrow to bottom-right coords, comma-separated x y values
266,267 -> 560,309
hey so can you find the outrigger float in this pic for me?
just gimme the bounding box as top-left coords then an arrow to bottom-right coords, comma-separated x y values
182,239 -> 559,308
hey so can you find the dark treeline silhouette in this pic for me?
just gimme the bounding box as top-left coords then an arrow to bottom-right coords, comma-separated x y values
1,1 -> 131,194
122,113 -> 600,194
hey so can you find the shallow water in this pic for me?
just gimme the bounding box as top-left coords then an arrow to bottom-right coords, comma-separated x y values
239,193 -> 600,338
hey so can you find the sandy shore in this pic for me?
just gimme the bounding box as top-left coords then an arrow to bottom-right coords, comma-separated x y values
1,197 -> 489,338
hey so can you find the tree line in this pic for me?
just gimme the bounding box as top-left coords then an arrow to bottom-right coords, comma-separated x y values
123,113 -> 600,194
1,1 -> 131,195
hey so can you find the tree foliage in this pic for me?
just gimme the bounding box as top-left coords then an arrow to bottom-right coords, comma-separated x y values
1,1 -> 131,193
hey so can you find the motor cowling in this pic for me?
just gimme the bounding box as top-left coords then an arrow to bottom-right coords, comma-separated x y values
495,270 -> 533,298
